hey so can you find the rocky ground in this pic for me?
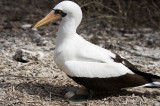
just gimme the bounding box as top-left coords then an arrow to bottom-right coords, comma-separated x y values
0,0 -> 160,106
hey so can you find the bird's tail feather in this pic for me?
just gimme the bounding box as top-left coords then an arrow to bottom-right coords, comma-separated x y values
134,81 -> 160,88
144,74 -> 160,88
149,75 -> 160,88
133,68 -> 160,88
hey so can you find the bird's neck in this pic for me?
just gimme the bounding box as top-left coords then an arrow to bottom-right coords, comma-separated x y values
58,17 -> 78,35
56,17 -> 79,45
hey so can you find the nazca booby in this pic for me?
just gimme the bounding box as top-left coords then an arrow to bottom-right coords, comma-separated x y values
33,1 -> 160,91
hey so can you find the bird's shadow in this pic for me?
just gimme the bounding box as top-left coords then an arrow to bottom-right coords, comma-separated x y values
15,82 -> 68,101
90,88 -> 160,100
1,82 -> 159,101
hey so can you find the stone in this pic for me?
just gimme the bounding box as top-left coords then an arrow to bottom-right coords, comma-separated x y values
21,24 -> 32,29
13,49 -> 44,63
29,30 -> 47,46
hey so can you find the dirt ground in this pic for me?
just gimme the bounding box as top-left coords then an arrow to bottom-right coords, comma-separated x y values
0,0 -> 160,106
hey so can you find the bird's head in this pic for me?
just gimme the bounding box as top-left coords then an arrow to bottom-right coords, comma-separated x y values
33,1 -> 82,29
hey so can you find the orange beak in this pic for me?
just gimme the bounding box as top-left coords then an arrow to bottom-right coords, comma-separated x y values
33,10 -> 61,28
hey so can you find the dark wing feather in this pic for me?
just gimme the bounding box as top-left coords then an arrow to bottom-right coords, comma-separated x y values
69,74 -> 148,91
113,53 -> 160,82
68,54 -> 160,91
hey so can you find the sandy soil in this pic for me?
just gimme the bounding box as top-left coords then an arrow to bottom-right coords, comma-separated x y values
0,0 -> 160,106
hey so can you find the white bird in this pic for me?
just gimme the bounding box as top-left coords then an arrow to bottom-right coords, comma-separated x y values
33,1 -> 160,92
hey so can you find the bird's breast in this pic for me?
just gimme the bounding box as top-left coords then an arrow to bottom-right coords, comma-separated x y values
54,46 -> 76,67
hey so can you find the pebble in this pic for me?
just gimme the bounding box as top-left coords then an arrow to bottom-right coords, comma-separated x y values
21,24 -> 32,29
13,49 -> 44,63
29,30 -> 47,46
147,36 -> 155,45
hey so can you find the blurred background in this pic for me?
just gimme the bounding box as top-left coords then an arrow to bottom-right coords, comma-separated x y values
1,0 -> 160,29
1,0 -> 160,47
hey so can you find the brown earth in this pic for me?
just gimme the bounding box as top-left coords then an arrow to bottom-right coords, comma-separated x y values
0,0 -> 160,106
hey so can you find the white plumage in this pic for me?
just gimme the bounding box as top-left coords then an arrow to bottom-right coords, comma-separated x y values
34,1 -> 160,91
54,33 -> 134,78
53,1 -> 133,78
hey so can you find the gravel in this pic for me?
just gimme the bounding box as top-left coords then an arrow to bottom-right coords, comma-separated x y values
0,0 -> 160,105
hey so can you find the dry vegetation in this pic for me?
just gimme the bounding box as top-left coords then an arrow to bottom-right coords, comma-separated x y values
0,0 -> 160,106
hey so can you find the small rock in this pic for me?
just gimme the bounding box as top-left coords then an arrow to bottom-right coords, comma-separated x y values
21,24 -> 32,29
13,49 -> 44,63
0,88 -> 5,100
133,45 -> 143,51
147,36 -> 155,45
153,102 -> 160,106
29,30 -> 47,46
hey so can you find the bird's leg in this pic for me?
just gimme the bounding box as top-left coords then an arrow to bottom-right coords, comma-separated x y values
65,87 -> 90,104
76,87 -> 90,96
88,90 -> 95,99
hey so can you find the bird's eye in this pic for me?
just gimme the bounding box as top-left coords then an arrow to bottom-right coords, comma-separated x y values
58,10 -> 62,14
54,10 -> 62,14
54,9 -> 67,17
